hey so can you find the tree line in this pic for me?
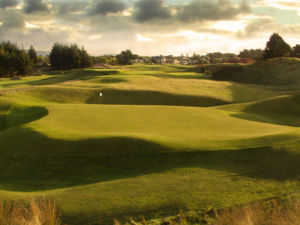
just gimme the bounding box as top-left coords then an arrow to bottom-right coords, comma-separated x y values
49,43 -> 92,70
239,33 -> 300,61
1,33 -> 300,77
0,42 -> 93,77
0,41 -> 32,77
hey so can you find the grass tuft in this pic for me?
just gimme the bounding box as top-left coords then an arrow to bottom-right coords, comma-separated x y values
0,199 -> 61,225
214,198 -> 300,225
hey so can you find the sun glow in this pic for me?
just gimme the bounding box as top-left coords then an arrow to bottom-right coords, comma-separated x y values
137,34 -> 158,42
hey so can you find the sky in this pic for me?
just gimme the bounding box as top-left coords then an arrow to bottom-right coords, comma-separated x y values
0,0 -> 300,56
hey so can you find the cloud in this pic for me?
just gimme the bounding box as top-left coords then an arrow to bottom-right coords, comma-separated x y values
177,0 -> 250,22
134,0 -> 172,22
237,18 -> 276,38
90,0 -> 126,16
136,34 -> 158,42
255,0 -> 300,15
236,16 -> 300,41
24,0 -> 49,14
0,0 -> 18,8
0,9 -> 25,31
57,1 -> 87,16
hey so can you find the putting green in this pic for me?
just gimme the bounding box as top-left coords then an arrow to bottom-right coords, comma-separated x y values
28,104 -> 296,150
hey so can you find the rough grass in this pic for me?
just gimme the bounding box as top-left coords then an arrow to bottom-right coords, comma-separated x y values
0,199 -> 61,225
112,196 -> 300,225
213,197 -> 300,225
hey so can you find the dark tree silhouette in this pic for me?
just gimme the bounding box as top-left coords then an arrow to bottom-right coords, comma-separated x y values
292,44 -> 300,58
0,41 -> 32,77
49,43 -> 92,70
263,33 -> 292,59
116,50 -> 136,65
27,45 -> 38,63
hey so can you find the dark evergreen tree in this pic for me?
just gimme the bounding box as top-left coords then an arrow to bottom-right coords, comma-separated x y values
116,50 -> 134,65
15,50 -> 32,75
49,43 -> 92,70
27,45 -> 38,63
80,47 -> 92,68
239,49 -> 263,60
263,33 -> 292,59
292,44 -> 300,58
0,41 -> 32,77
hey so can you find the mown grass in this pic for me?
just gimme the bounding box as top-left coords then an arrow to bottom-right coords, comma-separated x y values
0,63 -> 299,224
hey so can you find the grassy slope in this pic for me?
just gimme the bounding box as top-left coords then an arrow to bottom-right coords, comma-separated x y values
0,64 -> 299,224
204,58 -> 300,87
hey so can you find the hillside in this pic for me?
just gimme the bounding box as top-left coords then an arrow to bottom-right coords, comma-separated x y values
0,64 -> 299,224
201,58 -> 300,87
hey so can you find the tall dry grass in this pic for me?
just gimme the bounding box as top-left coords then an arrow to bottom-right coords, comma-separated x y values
0,199 -> 61,225
214,198 -> 300,225
113,197 -> 300,225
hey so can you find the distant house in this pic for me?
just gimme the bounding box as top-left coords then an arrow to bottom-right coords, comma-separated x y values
143,57 -> 151,64
132,58 -> 144,64
166,56 -> 180,64
180,57 -> 191,65
191,59 -> 200,65
200,56 -> 210,64
152,56 -> 167,64
174,58 -> 180,64
166,57 -> 174,64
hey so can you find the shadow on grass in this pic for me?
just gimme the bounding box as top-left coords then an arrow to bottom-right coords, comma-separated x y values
0,70 -> 121,88
0,106 -> 48,132
149,73 -> 206,79
229,94 -> 300,127
232,113 -> 300,128
87,89 -> 229,107
99,78 -> 128,83
0,127 -> 299,192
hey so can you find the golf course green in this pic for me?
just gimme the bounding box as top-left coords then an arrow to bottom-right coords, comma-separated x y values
0,62 -> 300,224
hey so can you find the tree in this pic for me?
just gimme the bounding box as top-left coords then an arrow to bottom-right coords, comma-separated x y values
15,50 -> 32,75
239,49 -> 263,61
79,47 -> 92,68
49,43 -> 92,70
27,45 -> 38,63
0,41 -> 32,77
263,33 -> 292,59
292,45 -> 300,58
116,50 -> 135,65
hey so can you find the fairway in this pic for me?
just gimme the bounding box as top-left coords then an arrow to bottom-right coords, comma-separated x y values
0,64 -> 300,224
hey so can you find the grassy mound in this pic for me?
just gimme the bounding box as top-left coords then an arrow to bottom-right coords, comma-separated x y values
0,99 -> 48,131
2,86 -> 229,107
204,58 -> 300,86
220,93 -> 300,127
